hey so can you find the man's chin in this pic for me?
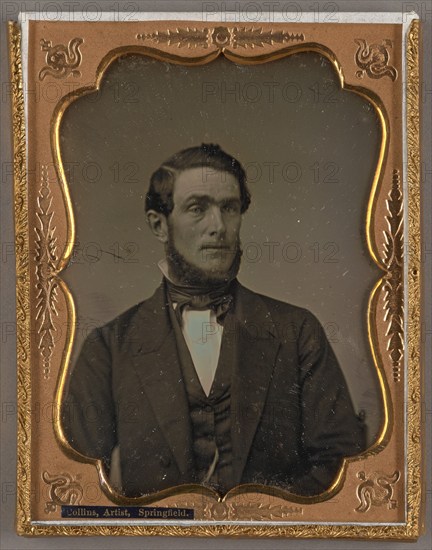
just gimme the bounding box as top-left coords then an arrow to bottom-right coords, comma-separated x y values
198,266 -> 234,283
166,239 -> 242,287
179,261 -> 233,285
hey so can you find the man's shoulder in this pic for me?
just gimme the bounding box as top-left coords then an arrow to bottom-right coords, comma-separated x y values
101,301 -> 144,333
92,284 -> 165,341
235,283 -> 329,349
236,282 -> 315,324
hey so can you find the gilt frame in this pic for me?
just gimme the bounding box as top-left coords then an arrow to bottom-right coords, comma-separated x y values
8,10 -> 423,539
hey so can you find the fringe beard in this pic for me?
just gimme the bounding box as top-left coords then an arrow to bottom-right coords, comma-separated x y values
165,235 -> 242,287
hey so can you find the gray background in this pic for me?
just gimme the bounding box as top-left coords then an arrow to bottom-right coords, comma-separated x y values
1,1 -> 431,549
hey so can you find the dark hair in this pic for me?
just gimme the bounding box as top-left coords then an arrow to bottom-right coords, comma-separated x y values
145,144 -> 251,216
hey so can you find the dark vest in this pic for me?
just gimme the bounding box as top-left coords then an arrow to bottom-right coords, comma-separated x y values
168,303 -> 237,494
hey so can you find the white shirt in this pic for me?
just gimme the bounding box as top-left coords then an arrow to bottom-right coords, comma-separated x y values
158,260 -> 224,396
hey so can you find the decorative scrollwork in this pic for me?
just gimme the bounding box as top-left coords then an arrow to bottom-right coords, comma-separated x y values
35,166 -> 58,379
405,19 -> 422,540
172,498 -> 303,520
39,37 -> 83,80
383,169 -> 404,382
202,500 -> 303,520
8,20 -> 36,535
42,471 -> 84,513
136,26 -> 305,50
355,471 -> 400,513
354,38 -> 398,81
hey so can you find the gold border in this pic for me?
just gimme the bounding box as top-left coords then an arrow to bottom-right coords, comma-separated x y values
51,41 -> 391,507
10,19 -> 422,538
8,21 -> 32,536
405,18 -> 424,538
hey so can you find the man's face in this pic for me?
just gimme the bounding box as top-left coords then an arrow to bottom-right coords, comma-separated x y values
167,167 -> 242,282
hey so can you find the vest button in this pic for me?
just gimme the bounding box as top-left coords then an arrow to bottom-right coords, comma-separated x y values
205,405 -> 213,413
160,455 -> 171,467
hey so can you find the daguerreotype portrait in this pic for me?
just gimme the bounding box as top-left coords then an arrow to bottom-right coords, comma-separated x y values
62,143 -> 366,499
8,8 -> 424,539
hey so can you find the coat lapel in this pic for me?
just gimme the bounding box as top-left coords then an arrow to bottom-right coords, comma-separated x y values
229,283 -> 281,486
127,284 -> 194,477
122,281 -> 281,486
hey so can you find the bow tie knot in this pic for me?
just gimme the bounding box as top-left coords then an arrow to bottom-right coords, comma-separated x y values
165,280 -> 234,325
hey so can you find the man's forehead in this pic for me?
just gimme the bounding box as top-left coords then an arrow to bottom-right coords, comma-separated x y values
173,167 -> 241,200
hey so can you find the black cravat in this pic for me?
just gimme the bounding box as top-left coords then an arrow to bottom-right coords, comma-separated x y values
165,279 -> 235,325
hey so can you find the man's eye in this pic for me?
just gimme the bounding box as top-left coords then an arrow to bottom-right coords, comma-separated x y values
223,204 -> 240,214
189,205 -> 204,214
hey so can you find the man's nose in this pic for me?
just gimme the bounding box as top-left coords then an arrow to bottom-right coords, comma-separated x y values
207,206 -> 226,236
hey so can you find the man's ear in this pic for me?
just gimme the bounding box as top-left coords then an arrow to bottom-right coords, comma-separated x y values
146,210 -> 169,243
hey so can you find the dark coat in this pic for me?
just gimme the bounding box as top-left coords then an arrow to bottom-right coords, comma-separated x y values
61,281 -> 365,497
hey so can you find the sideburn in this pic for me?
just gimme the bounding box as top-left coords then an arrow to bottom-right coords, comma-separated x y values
165,226 -> 242,287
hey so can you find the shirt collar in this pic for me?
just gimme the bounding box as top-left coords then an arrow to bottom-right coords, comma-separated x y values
158,258 -> 174,283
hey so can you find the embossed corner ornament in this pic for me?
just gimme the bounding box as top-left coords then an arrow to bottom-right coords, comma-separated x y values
42,471 -> 83,513
136,26 -> 305,50
39,37 -> 83,80
354,38 -> 398,81
355,471 -> 401,513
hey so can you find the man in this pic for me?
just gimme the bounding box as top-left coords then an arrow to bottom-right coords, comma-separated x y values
61,144 -> 365,498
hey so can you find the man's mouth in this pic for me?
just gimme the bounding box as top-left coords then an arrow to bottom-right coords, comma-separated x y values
201,244 -> 231,250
